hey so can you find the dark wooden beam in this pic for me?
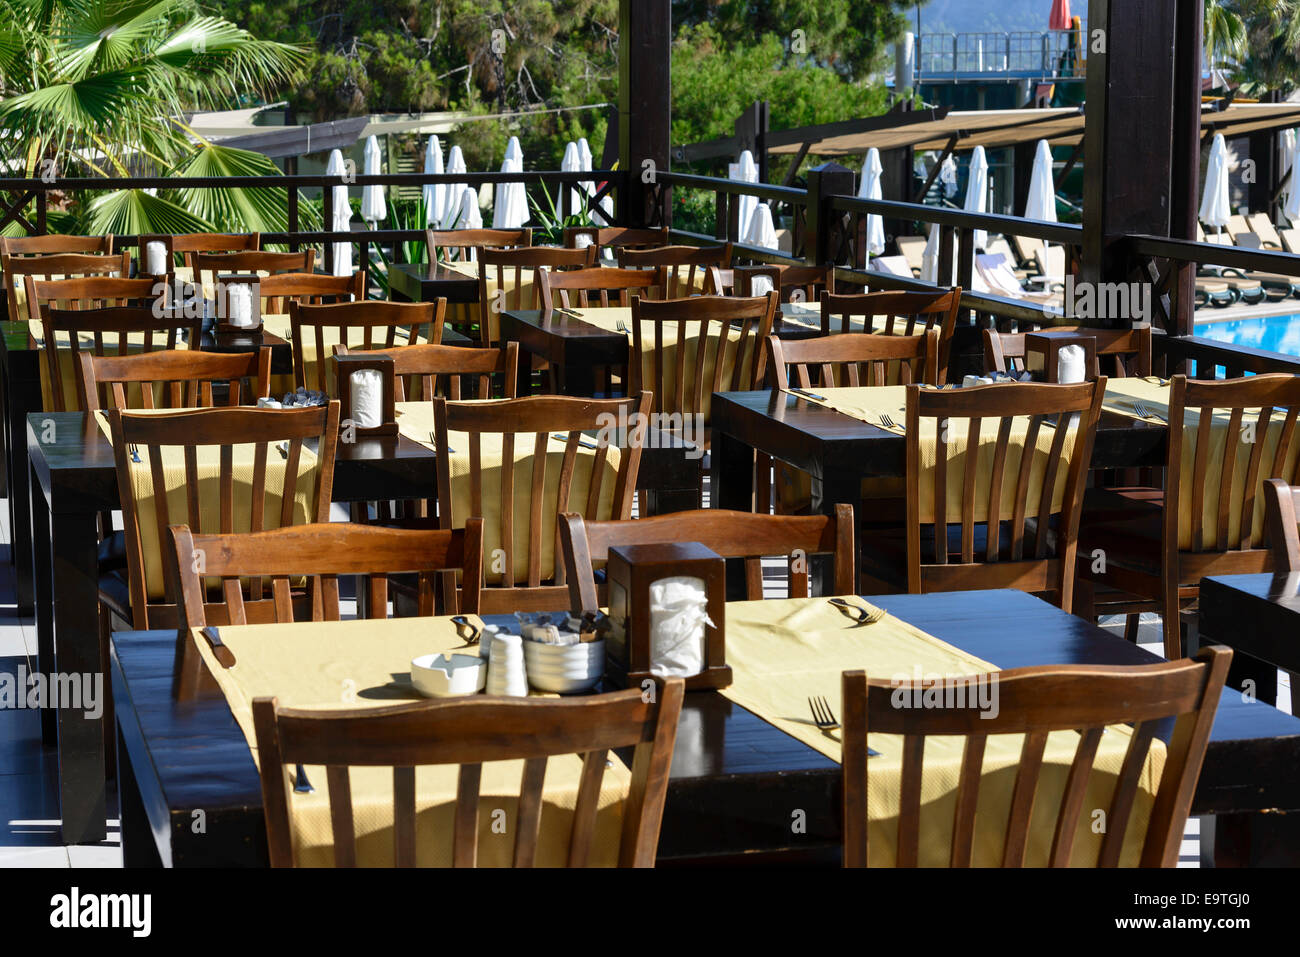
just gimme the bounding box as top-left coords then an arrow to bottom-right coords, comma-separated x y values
1082,0 -> 1183,313
913,134 -> 959,203
1054,140 -> 1084,189
1169,0 -> 1204,338
619,0 -> 671,228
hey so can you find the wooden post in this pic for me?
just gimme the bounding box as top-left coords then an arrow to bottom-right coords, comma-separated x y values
804,162 -> 854,266
878,146 -> 913,248
1082,0 -> 1188,328
1248,129 -> 1278,222
1169,0 -> 1204,338
619,0 -> 671,228
1012,141 -> 1034,219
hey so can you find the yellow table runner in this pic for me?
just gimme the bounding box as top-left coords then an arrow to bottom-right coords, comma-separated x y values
721,596 -> 1166,867
28,320 -> 193,412
1100,376 -> 1300,549
394,401 -> 623,584
94,411 -> 323,599
789,385 -> 1081,523
191,615 -> 630,867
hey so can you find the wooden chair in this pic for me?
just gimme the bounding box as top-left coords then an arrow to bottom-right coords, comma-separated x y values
1264,478 -> 1300,571
840,645 -> 1232,867
559,505 -> 855,610
539,265 -> 663,311
858,380 -> 1106,613
475,245 -> 596,345
427,227 -> 531,262
763,331 -> 939,518
167,521 -> 484,627
5,251 -> 133,323
735,263 -> 835,302
766,329 -> 940,390
288,299 -> 446,393
257,270 -> 364,315
432,392 -> 651,613
138,232 -> 260,277
982,325 -> 1153,378
564,226 -> 668,252
36,295 -> 177,412
192,249 -> 315,296
617,244 -> 731,299
336,341 -> 519,401
820,289 -> 963,384
78,347 -> 271,411
251,676 -> 684,867
104,402 -> 341,629
628,293 -> 778,421
0,234 -> 113,256
1078,374 -> 1300,658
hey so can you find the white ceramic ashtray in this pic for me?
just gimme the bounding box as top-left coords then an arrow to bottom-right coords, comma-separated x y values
411,653 -> 487,697
523,639 -> 605,694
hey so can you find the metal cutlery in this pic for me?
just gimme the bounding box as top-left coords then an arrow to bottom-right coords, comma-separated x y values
275,440 -> 288,460
808,694 -> 878,754
616,319 -> 629,334
877,413 -> 904,432
808,695 -> 839,733
829,597 -> 886,626
427,431 -> 456,454
128,443 -> 141,464
293,764 -> 315,793
200,626 -> 236,668
1132,401 -> 1164,423
552,432 -> 600,450
450,614 -> 482,645
791,387 -> 827,402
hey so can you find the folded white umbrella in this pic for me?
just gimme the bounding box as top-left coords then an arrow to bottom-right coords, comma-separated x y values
440,146 -> 468,229
1199,133 -> 1231,233
577,137 -> 595,197
939,154 -> 959,198
921,222 -> 942,284
732,150 -> 759,242
859,147 -> 886,256
325,148 -> 353,276
1283,129 -> 1300,225
561,141 -> 584,215
454,186 -> 483,231
745,202 -> 778,250
422,135 -> 446,227
1024,139 -> 1058,223
360,135 -> 387,225
493,136 -> 528,229
963,146 -> 989,250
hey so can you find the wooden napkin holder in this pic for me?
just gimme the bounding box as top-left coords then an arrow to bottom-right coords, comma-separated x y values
604,542 -> 731,691
1024,330 -> 1097,382
214,273 -> 263,334
335,353 -> 398,437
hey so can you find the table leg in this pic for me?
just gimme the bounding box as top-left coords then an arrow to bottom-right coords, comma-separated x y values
8,362 -> 37,612
1208,811 -> 1300,866
116,724 -> 163,868
810,468 -> 860,596
29,462 -> 55,746
560,355 -> 597,398
51,506 -> 107,844
711,430 -> 757,600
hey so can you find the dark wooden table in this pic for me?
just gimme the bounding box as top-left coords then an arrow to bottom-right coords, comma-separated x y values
387,261 -> 479,305
499,308 -> 828,398
28,411 -> 697,844
710,389 -> 1169,595
108,588 -> 1300,867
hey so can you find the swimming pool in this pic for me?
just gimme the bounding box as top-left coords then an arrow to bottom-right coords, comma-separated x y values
1196,313 -> 1300,357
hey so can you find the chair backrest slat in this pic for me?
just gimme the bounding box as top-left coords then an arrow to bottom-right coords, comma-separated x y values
822,289 -> 962,383
290,299 -> 446,393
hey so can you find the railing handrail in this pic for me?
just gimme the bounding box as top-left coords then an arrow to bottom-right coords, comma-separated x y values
1125,233 -> 1300,277
657,170 -> 808,205
829,195 -> 1083,244
0,170 -> 621,191
1157,334 -> 1300,375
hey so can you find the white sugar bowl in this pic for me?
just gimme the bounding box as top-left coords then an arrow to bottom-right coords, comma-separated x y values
523,639 -> 605,694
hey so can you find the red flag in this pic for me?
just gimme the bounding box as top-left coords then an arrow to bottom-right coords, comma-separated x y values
1049,0 -> 1072,30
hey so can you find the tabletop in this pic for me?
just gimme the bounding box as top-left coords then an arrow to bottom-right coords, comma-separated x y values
388,261 -> 480,304
109,588 -> 1300,867
1198,572 -> 1300,703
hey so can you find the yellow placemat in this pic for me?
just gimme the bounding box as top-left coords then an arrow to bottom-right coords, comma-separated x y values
1102,377 -> 1300,549
790,385 -> 1082,523
721,596 -> 1166,867
192,615 -> 630,867
395,401 -> 623,584
94,411 -> 323,599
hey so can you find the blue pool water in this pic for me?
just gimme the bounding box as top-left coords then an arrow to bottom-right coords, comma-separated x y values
1196,313 -> 1300,357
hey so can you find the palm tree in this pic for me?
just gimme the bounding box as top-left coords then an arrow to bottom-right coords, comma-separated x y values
0,0 -> 314,235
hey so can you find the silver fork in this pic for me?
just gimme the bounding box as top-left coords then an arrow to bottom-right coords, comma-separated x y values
128,443 -> 141,463
616,319 -> 629,334
809,695 -> 839,733
878,413 -> 902,431
829,597 -> 886,625
428,431 -> 456,454
1132,402 -> 1164,422
293,764 -> 314,793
